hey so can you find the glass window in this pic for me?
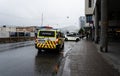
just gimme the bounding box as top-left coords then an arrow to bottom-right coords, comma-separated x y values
89,0 -> 92,8
39,31 -> 55,37
86,15 -> 92,23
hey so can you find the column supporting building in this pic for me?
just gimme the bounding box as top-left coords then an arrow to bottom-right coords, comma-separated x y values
94,4 -> 99,44
100,0 -> 108,52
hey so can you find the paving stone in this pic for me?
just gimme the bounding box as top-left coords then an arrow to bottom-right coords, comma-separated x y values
65,40 -> 120,76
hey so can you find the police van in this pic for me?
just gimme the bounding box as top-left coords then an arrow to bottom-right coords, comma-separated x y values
35,26 -> 64,52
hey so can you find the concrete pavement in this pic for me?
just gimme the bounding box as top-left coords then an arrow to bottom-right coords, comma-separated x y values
61,40 -> 120,76
96,41 -> 120,73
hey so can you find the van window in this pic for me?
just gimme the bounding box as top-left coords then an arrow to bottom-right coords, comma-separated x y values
39,31 -> 55,37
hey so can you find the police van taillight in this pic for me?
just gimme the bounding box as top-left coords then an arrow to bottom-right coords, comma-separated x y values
55,39 -> 59,44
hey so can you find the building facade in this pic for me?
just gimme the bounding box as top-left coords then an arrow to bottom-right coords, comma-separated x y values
0,26 -> 36,38
85,0 -> 120,52
0,26 -> 16,32
16,26 -> 36,32
85,0 -> 94,25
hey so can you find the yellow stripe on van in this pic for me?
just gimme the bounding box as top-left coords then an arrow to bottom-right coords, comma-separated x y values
36,41 -> 56,49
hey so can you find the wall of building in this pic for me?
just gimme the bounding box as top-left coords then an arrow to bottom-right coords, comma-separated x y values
0,26 -> 36,43
0,31 -> 9,38
16,26 -> 35,32
0,27 -> 16,32
85,0 -> 94,27
85,0 -> 94,15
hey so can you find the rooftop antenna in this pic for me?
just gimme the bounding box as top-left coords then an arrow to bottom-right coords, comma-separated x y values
41,13 -> 43,26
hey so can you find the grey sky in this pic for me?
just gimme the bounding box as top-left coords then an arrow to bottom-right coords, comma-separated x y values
0,0 -> 85,28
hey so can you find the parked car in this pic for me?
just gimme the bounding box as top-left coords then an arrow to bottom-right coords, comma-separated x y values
65,33 -> 80,41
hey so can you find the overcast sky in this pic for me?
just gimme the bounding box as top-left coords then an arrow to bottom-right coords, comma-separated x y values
0,0 -> 85,28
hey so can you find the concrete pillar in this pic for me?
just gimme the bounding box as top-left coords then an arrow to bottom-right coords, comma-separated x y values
100,0 -> 108,52
94,4 -> 99,44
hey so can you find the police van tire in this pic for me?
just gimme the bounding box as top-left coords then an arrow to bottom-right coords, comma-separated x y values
38,49 -> 42,53
56,45 -> 61,52
35,44 -> 37,49
56,47 -> 60,52
62,44 -> 64,49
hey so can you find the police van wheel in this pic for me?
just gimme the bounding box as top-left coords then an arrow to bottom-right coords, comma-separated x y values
35,44 -> 37,49
61,44 -> 64,49
56,46 -> 61,52
38,49 -> 42,53
56,48 -> 60,52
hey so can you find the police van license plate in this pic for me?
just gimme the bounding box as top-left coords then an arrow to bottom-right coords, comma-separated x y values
40,40 -> 45,43
38,40 -> 45,43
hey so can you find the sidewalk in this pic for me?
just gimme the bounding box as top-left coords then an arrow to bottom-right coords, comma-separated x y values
61,40 -> 120,76
96,41 -> 120,73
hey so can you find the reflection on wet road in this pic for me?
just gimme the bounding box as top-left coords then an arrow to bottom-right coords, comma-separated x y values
0,41 -> 77,76
35,52 -> 62,76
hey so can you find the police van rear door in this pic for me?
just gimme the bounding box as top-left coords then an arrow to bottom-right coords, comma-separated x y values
38,30 -> 56,42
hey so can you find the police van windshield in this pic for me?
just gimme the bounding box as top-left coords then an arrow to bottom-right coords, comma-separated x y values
39,31 -> 55,37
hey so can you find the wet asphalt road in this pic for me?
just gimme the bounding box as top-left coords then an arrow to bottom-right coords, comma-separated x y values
0,41 -> 77,76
